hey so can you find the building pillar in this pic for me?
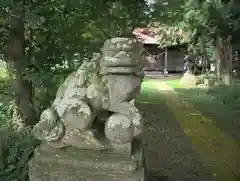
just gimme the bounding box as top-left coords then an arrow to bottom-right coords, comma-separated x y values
164,48 -> 168,76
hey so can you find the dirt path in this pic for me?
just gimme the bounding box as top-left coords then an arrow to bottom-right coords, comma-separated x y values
136,87 -> 215,181
137,81 -> 240,181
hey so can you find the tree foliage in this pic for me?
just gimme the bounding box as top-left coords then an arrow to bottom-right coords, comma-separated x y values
0,0 -> 149,125
151,0 -> 240,84
151,0 -> 240,54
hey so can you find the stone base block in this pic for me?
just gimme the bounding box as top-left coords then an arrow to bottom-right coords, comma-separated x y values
28,144 -> 146,181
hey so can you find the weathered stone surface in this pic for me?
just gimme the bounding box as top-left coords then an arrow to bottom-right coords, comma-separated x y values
100,38 -> 144,68
102,75 -> 142,105
32,37 -> 145,154
105,113 -> 134,144
29,144 -> 145,181
61,99 -> 94,130
29,37 -> 146,181
108,101 -> 144,139
33,108 -> 65,142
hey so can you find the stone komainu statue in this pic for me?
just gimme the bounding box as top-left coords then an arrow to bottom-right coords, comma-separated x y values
33,37 -> 145,155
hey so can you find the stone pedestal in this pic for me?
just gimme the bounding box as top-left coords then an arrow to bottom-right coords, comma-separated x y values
29,143 -> 146,181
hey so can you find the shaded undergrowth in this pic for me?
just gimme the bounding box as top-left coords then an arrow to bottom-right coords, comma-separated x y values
0,127 -> 40,181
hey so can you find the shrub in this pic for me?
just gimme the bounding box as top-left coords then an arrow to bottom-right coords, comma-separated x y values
0,67 -> 70,180
0,127 -> 40,181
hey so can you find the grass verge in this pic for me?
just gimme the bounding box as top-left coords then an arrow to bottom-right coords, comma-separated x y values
145,80 -> 240,181
166,79 -> 240,145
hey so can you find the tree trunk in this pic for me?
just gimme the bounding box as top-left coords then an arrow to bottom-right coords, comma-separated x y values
199,37 -> 208,72
216,35 -> 232,85
5,2 -> 37,126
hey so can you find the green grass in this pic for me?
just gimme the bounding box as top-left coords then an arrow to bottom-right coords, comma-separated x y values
165,78 -> 181,88
142,76 -> 240,145
156,85 -> 240,181
166,79 -> 240,145
140,79 -> 240,181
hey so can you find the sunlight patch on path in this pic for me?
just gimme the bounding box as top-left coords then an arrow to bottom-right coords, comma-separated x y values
145,81 -> 240,181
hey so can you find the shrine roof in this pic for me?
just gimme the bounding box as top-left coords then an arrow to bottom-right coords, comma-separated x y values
132,22 -> 189,48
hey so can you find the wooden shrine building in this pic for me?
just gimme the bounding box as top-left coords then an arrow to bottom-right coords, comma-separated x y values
132,23 -> 187,73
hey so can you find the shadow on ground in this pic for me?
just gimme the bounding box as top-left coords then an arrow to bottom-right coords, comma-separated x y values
147,169 -> 169,181
136,88 -> 215,181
